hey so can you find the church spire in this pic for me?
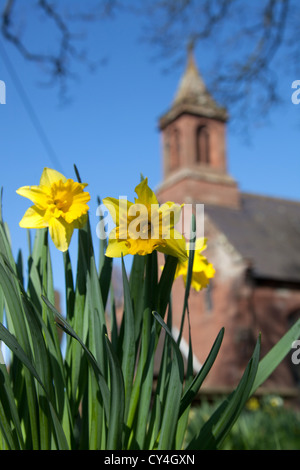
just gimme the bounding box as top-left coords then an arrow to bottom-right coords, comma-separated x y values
156,42 -> 239,209
160,44 -> 228,129
172,41 -> 207,106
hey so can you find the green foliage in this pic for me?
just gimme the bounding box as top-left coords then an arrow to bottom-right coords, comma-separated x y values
186,397 -> 300,450
0,178 -> 300,450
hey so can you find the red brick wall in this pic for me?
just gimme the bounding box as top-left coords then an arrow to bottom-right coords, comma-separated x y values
251,285 -> 300,388
157,174 -> 240,208
167,215 -> 300,391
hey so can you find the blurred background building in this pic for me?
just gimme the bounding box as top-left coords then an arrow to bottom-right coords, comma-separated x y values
156,47 -> 300,399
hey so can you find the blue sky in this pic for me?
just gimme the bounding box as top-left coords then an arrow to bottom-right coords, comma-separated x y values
1,6 -> 300,307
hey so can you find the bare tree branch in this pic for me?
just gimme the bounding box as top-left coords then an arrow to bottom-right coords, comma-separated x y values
134,0 -> 295,129
0,0 -> 297,125
0,0 -> 115,99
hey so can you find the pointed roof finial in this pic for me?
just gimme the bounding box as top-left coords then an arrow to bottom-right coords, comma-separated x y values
187,38 -> 195,60
185,38 -> 199,75
159,41 -> 228,127
172,41 -> 211,107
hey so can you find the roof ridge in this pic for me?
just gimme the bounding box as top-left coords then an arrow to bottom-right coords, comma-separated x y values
241,191 -> 300,206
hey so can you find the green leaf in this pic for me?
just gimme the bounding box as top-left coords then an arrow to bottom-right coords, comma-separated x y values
0,394 -> 18,449
42,295 -> 110,421
152,311 -> 184,450
1,295 -> 69,450
145,394 -> 162,450
64,214 -> 95,414
99,255 -> 113,310
179,327 -> 224,417
0,364 -> 25,449
157,255 -> 178,318
120,256 -> 136,421
135,313 -> 156,449
128,254 -> 158,449
187,335 -> 261,450
0,258 -> 40,449
177,214 -> 196,346
129,254 -> 146,345
105,335 -> 125,450
85,255 -> 107,449
0,255 -> 31,355
63,250 -> 75,322
97,197 -> 113,310
250,318 -> 300,395
0,322 -> 45,391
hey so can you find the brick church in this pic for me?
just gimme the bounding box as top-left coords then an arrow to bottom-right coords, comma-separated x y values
155,47 -> 300,396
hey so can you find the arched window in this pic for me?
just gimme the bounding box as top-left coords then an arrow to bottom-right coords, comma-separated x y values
171,128 -> 180,170
196,125 -> 209,164
163,131 -> 170,169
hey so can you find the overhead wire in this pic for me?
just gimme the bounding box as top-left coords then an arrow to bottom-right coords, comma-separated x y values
0,39 -> 64,173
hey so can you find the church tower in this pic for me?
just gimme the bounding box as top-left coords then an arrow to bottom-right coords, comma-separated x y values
156,45 -> 239,209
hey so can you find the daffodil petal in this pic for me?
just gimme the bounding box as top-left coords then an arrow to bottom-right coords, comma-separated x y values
195,238 -> 207,251
102,197 -> 133,226
175,260 -> 188,279
159,202 -> 183,237
63,197 -> 90,223
134,178 -> 158,207
157,230 -> 188,262
19,206 -> 48,229
202,262 -> 215,278
191,271 -> 210,291
193,253 -> 215,276
105,228 -> 129,258
126,237 -> 163,256
16,186 -> 49,209
48,217 -> 73,252
40,168 -> 67,187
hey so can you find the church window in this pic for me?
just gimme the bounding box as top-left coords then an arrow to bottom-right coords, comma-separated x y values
164,132 -> 170,165
196,125 -> 209,164
171,128 -> 180,170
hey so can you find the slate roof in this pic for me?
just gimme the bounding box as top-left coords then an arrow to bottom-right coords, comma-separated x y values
205,193 -> 300,283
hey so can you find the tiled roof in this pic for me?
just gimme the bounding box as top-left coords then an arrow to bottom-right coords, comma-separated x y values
205,193 -> 300,283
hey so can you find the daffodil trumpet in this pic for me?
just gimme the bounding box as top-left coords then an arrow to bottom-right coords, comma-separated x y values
103,177 -> 188,262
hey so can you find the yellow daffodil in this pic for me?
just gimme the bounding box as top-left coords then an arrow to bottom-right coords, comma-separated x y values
103,177 -> 188,262
246,397 -> 260,411
174,238 -> 215,291
16,167 -> 90,252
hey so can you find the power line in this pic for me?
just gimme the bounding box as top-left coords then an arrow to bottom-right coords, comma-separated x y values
0,39 -> 64,173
